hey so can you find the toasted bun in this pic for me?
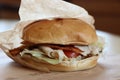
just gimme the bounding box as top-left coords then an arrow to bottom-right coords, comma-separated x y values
23,18 -> 97,45
6,51 -> 98,72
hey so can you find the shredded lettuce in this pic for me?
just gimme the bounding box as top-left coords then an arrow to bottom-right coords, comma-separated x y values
20,49 -> 59,64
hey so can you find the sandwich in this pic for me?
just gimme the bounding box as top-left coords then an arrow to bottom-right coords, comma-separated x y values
7,18 -> 104,72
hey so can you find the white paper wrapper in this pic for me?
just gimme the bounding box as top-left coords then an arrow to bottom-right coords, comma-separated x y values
0,0 -> 95,51
19,0 -> 94,24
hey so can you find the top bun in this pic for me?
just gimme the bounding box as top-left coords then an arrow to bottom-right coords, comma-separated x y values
22,18 -> 97,45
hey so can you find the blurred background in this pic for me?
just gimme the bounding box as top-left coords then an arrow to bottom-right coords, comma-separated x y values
0,0 -> 120,35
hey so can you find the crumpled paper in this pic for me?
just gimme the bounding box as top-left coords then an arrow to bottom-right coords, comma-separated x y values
0,0 -> 94,52
19,0 -> 94,24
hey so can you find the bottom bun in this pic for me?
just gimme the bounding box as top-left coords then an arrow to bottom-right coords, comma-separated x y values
7,52 -> 98,72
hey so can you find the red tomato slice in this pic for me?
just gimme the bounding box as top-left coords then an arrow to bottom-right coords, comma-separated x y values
63,50 -> 80,58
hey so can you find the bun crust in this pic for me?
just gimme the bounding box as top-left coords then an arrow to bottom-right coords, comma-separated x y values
6,51 -> 98,72
23,18 -> 97,45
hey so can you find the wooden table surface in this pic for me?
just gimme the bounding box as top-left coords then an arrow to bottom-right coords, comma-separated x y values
0,20 -> 120,80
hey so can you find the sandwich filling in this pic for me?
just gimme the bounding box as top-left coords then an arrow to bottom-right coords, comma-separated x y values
9,37 -> 104,65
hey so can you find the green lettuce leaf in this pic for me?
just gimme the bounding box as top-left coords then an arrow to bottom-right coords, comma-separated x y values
20,49 -> 59,64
